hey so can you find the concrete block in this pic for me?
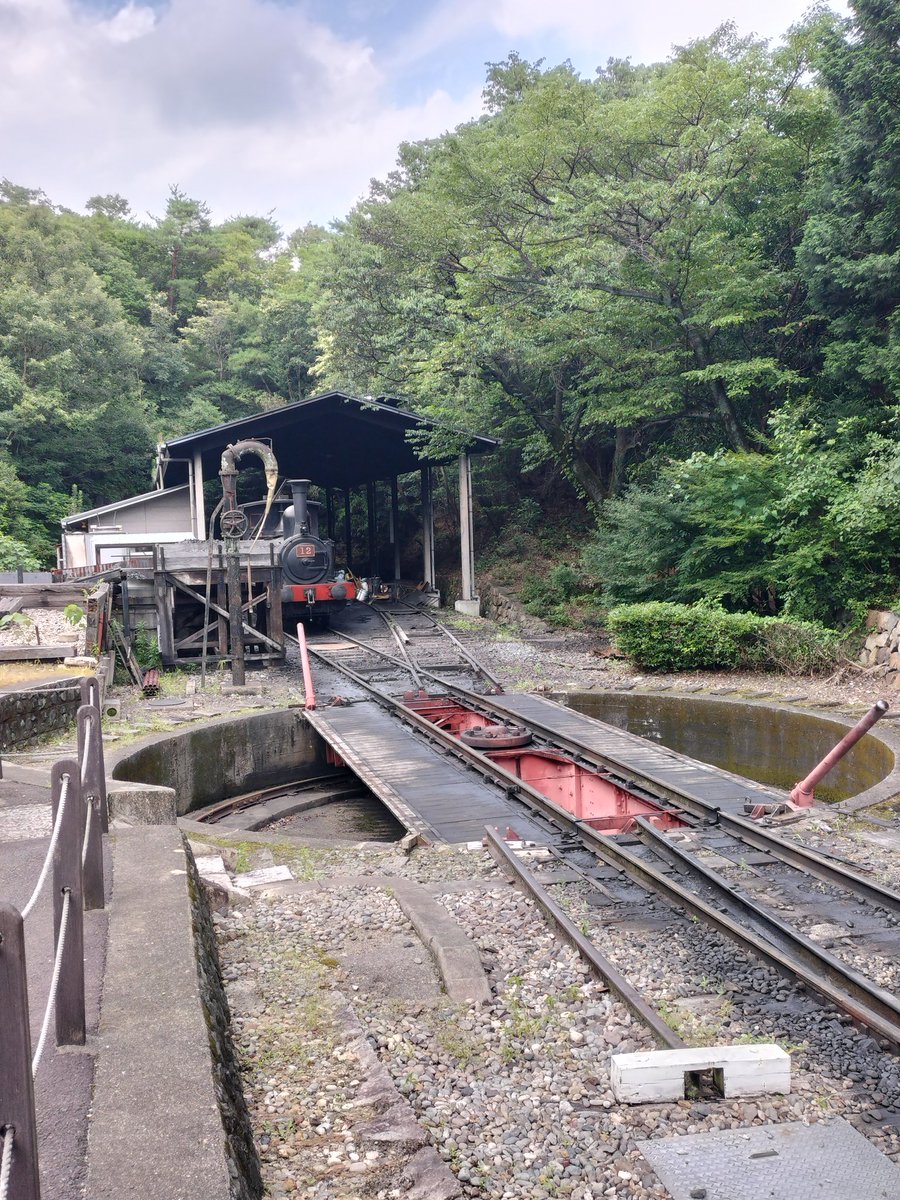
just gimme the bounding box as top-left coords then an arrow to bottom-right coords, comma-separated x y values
107,783 -> 177,825
610,1043 -> 790,1104
454,598 -> 481,618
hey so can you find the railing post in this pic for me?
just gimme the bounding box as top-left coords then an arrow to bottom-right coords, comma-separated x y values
0,903 -> 42,1200
77,706 -> 105,909
79,676 -> 100,712
51,761 -> 85,1047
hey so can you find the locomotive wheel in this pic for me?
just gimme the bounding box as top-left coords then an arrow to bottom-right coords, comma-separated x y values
460,723 -> 532,750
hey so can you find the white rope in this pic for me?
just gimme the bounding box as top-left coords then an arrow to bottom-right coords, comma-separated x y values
81,800 -> 92,867
0,1125 -> 13,1200
31,889 -> 70,1078
79,711 -> 93,781
21,774 -> 69,921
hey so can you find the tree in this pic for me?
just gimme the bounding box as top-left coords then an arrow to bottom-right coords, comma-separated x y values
316,34 -> 830,506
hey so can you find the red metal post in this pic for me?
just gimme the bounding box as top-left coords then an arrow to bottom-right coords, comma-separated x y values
296,623 -> 316,711
790,700 -> 890,806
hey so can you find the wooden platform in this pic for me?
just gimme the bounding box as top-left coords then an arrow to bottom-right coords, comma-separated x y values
481,693 -> 785,815
306,702 -> 552,845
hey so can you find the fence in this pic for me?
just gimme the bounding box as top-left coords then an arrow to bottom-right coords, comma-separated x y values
0,678 -> 107,1200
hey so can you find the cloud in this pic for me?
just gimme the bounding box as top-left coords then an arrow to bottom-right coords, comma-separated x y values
395,0 -> 848,74
0,0 -> 480,229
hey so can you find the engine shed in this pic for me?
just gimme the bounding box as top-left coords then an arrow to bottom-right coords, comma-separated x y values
59,391 -> 497,668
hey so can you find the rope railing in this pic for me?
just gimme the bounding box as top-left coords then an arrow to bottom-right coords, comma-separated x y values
31,890 -> 71,1078
20,775 -> 69,921
0,1125 -> 14,1200
0,678 -> 107,1200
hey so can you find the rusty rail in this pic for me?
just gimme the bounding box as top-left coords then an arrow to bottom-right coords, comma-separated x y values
483,825 -> 684,1049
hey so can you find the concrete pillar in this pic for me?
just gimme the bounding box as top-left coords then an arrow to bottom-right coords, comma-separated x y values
192,449 -> 206,540
455,453 -> 480,616
421,466 -> 435,590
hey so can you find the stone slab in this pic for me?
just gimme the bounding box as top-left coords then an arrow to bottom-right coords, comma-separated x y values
233,864 -> 294,887
637,1117 -> 900,1200
85,826 -> 230,1200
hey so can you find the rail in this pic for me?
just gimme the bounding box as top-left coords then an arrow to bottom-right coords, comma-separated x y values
0,678 -> 107,1200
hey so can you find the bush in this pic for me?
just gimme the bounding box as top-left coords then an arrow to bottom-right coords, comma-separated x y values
607,601 -> 843,674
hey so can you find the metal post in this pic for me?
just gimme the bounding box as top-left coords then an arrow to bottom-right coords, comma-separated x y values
343,489 -> 353,571
77,706 -> 105,908
390,476 -> 401,584
0,903 -> 41,1200
325,487 -> 334,541
366,482 -> 377,575
79,677 -> 100,712
790,700 -> 890,805
51,761 -> 85,1047
225,542 -> 245,686
421,467 -> 435,590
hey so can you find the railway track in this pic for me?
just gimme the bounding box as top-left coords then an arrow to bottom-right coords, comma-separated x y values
287,608 -> 900,1057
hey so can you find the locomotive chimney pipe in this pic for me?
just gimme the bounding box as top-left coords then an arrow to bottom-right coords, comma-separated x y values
289,479 -> 311,535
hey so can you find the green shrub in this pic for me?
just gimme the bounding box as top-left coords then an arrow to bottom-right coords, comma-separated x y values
131,624 -> 163,670
607,601 -> 843,674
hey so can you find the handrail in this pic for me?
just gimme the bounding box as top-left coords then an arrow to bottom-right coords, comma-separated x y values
0,678 -> 107,1200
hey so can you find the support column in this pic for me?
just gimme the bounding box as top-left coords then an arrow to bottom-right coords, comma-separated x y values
455,452 -> 480,617
421,466 -> 435,593
325,487 -> 334,541
366,482 -> 377,575
192,449 -> 206,540
390,476 -> 401,584
343,489 -> 353,570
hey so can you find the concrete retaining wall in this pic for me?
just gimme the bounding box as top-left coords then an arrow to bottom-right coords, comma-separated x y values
860,610 -> 900,691
481,583 -> 545,631
0,678 -> 85,751
110,709 -> 327,815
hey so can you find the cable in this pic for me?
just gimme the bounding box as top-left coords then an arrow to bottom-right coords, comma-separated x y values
21,775 -> 69,921
31,889 -> 71,1078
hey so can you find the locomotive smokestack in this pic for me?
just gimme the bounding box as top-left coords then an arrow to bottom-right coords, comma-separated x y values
289,479 -> 311,535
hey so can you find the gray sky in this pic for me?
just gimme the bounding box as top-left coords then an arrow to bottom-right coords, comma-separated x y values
0,0 -> 846,233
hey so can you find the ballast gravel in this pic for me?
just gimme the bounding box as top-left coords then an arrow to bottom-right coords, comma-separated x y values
215,843 -> 900,1200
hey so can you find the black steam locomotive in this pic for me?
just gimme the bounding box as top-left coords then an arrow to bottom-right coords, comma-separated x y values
243,478 -> 359,618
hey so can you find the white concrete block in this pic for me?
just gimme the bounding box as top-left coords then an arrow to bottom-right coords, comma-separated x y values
611,1043 -> 790,1104
195,855 -> 227,876
234,864 -> 294,888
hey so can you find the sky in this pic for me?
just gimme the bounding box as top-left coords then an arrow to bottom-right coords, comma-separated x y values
0,0 -> 848,234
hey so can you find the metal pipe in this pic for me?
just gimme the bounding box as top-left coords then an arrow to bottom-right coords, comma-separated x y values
287,480 -> 311,536
296,623 -> 316,710
790,700 -> 890,806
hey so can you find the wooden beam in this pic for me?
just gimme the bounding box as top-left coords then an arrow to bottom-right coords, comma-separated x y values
167,574 -> 283,652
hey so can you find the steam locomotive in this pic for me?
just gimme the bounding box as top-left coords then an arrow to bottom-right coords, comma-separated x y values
244,478 -> 359,619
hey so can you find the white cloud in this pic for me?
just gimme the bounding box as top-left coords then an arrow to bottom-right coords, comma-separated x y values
0,0 -> 481,229
0,0 -> 847,231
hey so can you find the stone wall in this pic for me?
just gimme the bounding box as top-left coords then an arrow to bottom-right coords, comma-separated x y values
110,709 -> 329,815
0,678 -> 84,751
185,843 -> 263,1200
860,610 -> 900,691
481,582 -> 545,631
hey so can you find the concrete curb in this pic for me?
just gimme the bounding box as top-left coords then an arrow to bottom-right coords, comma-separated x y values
85,827 -> 232,1200
259,873 -> 492,1005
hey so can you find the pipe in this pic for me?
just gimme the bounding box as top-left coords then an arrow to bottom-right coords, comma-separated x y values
287,479 -> 311,536
296,622 -> 316,710
790,700 -> 890,806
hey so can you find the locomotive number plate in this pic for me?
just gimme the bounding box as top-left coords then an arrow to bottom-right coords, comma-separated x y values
295,543 -> 316,558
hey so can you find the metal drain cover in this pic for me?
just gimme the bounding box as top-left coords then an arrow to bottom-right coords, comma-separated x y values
637,1118 -> 900,1200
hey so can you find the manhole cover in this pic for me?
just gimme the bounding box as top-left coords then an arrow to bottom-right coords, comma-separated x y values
145,698 -> 188,709
638,1117 -> 900,1200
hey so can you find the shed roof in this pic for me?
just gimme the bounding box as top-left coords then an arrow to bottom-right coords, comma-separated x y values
156,391 -> 497,490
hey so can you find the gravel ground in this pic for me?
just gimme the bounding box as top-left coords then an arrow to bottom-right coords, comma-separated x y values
0,607 -> 85,654
215,831 -> 900,1200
